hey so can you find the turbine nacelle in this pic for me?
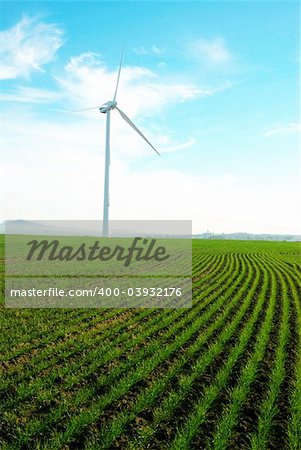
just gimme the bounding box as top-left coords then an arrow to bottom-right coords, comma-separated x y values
99,100 -> 117,114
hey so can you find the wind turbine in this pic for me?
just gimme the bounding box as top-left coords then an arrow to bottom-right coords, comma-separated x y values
79,50 -> 160,237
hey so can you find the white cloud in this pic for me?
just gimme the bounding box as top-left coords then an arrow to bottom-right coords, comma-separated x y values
264,122 -> 301,137
4,46 -> 293,234
1,93 -> 299,234
55,51 -> 218,119
2,116 -> 300,235
190,37 -> 233,66
0,16 -> 63,80
48,51 -> 221,160
154,137 -> 196,153
0,86 -> 61,104
132,46 -> 165,56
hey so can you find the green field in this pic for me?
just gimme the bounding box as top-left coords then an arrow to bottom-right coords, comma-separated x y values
0,236 -> 300,449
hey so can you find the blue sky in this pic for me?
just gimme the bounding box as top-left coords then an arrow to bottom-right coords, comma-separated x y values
1,1 -> 300,233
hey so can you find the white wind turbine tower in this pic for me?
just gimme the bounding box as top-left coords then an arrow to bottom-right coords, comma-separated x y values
79,50 -> 160,237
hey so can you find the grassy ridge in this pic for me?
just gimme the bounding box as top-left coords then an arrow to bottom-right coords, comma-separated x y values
0,236 -> 300,449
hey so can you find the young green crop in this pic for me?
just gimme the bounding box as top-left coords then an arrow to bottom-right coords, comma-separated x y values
211,255 -> 280,450
19,254 -> 240,449
2,253 -> 232,421
85,253 -> 256,449
249,258 -> 291,450
169,253 -> 273,450
0,237 -> 300,450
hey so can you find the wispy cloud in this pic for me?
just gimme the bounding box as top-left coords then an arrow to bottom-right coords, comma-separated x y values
0,48 -> 231,162
0,16 -> 63,80
0,86 -> 61,104
156,137 -> 196,153
189,37 -> 234,67
264,122 -> 301,137
132,46 -> 165,56
55,52 -> 208,117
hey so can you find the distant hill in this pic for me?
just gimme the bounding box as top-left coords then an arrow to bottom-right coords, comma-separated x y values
0,221 -> 300,241
193,232 -> 301,242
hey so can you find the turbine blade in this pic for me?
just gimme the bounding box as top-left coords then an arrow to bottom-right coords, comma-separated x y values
37,106 -> 102,113
116,107 -> 160,156
113,47 -> 125,102
73,105 -> 102,112
40,107 -> 78,114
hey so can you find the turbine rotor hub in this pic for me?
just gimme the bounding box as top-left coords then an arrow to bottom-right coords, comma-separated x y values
99,100 -> 117,114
